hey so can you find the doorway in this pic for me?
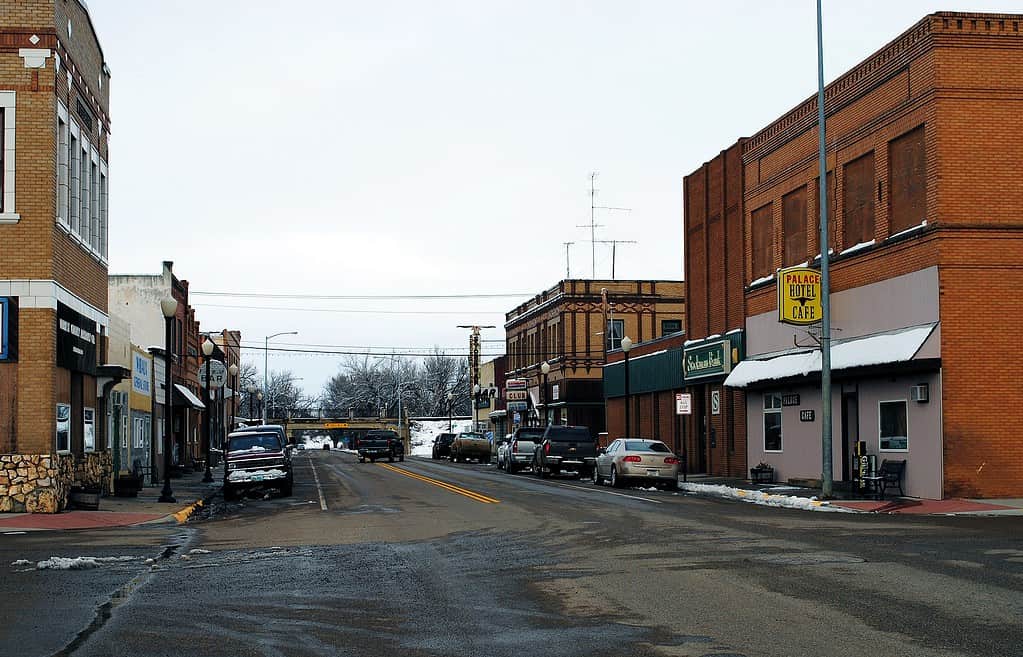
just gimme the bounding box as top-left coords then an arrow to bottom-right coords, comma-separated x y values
694,389 -> 708,473
841,388 -> 859,482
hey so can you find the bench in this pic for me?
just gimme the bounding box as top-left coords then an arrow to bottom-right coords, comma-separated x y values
863,459 -> 906,500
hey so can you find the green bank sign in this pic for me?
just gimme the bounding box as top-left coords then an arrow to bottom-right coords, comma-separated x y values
684,339 -> 732,381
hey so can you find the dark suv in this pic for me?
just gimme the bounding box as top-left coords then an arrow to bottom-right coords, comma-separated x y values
223,430 -> 294,499
431,433 -> 456,459
533,425 -> 597,479
357,430 -> 404,463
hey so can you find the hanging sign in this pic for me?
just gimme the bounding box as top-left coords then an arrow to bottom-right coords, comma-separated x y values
675,393 -> 692,415
199,359 -> 228,389
778,266 -> 822,326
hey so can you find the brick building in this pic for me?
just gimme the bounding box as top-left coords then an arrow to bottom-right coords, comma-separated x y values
0,0 -> 121,513
507,280 -> 685,436
707,12 -> 1023,499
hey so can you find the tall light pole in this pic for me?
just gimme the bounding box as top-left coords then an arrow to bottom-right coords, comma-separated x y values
540,361 -> 550,426
158,297 -> 178,503
816,0 -> 834,498
447,391 -> 454,432
201,337 -> 215,483
247,384 -> 257,421
263,331 -> 298,423
472,383 -> 480,432
228,363 -> 239,432
257,391 -> 263,422
621,336 -> 633,438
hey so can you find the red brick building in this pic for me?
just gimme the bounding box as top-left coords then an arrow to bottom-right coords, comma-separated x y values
0,1 -> 119,512
708,12 -> 1023,498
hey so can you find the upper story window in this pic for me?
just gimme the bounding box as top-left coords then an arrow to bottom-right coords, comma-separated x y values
888,125 -> 926,234
606,318 -> 624,352
661,319 -> 682,336
813,171 -> 837,254
782,186 -> 807,266
751,202 -> 774,280
1,92 -> 19,221
843,151 -> 875,248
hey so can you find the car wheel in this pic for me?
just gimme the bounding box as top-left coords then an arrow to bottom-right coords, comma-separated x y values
507,462 -> 516,475
539,461 -> 550,479
223,484 -> 237,501
399,453 -> 405,462
611,466 -> 623,488
592,467 -> 602,485
389,454 -> 394,463
665,479 -> 679,491
280,479 -> 293,497
359,457 -> 365,463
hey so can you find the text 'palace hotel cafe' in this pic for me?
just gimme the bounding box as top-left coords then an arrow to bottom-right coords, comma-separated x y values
605,12 -> 1023,500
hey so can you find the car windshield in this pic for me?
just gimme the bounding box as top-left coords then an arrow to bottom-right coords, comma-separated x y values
549,429 -> 592,442
625,440 -> 670,452
228,434 -> 281,453
460,432 -> 484,439
516,429 -> 544,441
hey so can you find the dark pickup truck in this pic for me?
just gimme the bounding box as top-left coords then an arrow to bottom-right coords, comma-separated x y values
533,425 -> 597,479
356,430 -> 404,463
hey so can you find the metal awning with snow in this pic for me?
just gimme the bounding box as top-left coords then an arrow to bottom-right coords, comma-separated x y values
724,324 -> 938,389
173,383 -> 206,410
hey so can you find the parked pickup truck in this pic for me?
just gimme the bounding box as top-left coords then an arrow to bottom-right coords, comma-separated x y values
533,425 -> 597,479
450,431 -> 490,464
223,430 -> 293,500
499,426 -> 545,474
356,430 -> 404,463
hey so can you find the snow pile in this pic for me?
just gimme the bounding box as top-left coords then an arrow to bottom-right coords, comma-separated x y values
227,468 -> 287,483
10,559 -> 31,567
34,555 -> 138,570
409,419 -> 473,457
189,548 -> 211,555
680,483 -> 853,513
302,434 -> 334,450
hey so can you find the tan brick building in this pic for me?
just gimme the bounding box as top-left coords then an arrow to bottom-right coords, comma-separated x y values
705,12 -> 1023,498
506,280 -> 684,436
0,1 -> 118,512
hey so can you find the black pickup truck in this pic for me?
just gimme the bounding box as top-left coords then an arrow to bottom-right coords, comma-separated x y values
533,425 -> 597,479
356,430 -> 404,463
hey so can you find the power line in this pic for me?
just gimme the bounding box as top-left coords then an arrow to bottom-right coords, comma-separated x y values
194,302 -> 507,316
190,290 -> 531,300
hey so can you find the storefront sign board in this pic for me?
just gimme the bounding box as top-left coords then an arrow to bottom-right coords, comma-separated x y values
684,340 -> 731,381
778,266 -> 822,326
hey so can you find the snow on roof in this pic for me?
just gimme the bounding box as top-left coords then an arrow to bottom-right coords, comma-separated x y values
724,324 -> 936,388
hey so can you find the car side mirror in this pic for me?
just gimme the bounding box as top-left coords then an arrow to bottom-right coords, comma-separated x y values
597,447 -> 606,455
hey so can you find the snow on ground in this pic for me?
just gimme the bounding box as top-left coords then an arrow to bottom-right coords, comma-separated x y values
302,435 -> 334,450
680,482 -> 854,513
30,556 -> 139,570
409,419 -> 473,457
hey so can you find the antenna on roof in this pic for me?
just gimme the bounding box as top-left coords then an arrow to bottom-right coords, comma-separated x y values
577,172 -> 631,278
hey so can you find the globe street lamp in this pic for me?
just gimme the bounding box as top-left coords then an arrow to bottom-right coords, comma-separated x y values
540,361 -> 551,426
158,297 -> 179,503
257,391 -> 263,421
201,337 -> 215,483
247,384 -> 257,421
228,363 -> 239,433
447,391 -> 454,432
263,331 -> 298,423
621,336 -> 633,438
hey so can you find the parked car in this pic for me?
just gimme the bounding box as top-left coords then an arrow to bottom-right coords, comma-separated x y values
450,431 -> 490,463
499,426 -> 545,474
593,438 -> 680,490
533,425 -> 597,479
234,424 -> 289,448
431,433 -> 456,459
356,430 -> 403,462
223,430 -> 294,500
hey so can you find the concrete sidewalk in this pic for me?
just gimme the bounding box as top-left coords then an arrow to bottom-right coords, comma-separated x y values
0,465 -> 223,532
678,474 -> 1023,515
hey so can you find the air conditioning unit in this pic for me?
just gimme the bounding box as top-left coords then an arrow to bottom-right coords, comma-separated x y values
910,383 -> 929,403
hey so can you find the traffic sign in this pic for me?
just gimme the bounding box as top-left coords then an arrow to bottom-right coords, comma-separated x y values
675,393 -> 692,415
199,359 -> 228,389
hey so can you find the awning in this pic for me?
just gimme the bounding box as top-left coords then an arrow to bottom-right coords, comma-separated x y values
173,383 -> 206,410
724,324 -> 937,389
488,410 -> 508,419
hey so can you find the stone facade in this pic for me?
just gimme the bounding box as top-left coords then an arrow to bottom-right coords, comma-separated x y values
75,450 -> 111,491
0,453 -> 74,513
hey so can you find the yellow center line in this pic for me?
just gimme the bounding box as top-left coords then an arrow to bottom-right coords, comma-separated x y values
377,463 -> 500,504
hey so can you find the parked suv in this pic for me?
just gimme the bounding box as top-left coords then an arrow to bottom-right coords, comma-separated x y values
431,433 -> 456,459
533,425 -> 597,479
357,430 -> 404,462
223,430 -> 294,499
499,426 -> 545,474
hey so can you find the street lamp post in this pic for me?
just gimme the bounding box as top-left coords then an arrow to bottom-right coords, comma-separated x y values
447,391 -> 454,432
247,385 -> 257,421
158,297 -> 178,503
228,363 -> 239,433
621,336 -> 633,438
540,361 -> 550,426
257,391 -> 263,422
472,383 -> 480,432
201,337 -> 215,483
263,331 -> 298,423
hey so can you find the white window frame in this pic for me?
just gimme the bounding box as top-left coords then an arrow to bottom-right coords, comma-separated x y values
69,121 -> 81,234
83,407 -> 96,452
56,402 -> 71,454
878,399 -> 909,452
763,393 -> 783,453
0,91 -> 18,222
98,161 -> 108,260
89,150 -> 99,251
78,135 -> 90,245
56,104 -> 70,227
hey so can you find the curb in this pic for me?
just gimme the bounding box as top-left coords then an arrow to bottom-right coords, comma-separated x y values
165,485 -> 221,524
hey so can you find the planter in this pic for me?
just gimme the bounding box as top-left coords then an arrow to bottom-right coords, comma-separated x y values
750,467 -> 774,484
69,487 -> 102,510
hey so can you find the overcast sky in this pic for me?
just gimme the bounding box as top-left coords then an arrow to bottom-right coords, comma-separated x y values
89,0 -> 1021,397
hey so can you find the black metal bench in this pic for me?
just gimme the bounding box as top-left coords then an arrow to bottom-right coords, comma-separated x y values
863,459 -> 906,499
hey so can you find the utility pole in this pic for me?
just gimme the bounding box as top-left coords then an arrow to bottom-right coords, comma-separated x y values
457,325 -> 495,420
577,172 -> 631,278
594,239 -> 637,279
562,241 -> 575,279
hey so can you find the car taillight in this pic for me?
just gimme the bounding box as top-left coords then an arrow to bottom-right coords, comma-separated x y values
623,455 -> 642,463
544,442 -> 550,454
512,440 -> 518,453
664,457 -> 680,464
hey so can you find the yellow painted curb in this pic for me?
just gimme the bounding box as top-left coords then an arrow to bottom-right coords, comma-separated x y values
172,499 -> 205,524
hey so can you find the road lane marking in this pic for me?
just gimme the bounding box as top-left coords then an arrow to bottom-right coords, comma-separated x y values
308,454 -> 328,511
555,482 -> 663,504
377,463 -> 500,504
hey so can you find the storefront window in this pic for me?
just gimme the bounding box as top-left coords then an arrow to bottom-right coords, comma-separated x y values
84,407 -> 96,452
879,400 -> 908,451
764,393 -> 782,452
56,403 -> 71,453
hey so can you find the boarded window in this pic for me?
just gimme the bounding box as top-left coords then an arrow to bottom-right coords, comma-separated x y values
813,171 -> 837,254
751,203 -> 774,280
889,126 -> 926,234
843,152 -> 875,247
782,186 -> 807,266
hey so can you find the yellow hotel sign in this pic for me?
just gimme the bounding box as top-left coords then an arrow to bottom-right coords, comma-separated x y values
778,266 -> 822,326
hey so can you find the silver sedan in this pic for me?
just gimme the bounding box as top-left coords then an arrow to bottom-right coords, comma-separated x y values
592,439 -> 680,490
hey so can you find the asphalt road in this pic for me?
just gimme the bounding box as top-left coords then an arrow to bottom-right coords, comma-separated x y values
2,449 -> 1022,657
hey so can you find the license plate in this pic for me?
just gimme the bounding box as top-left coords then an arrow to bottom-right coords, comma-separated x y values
252,475 -> 264,481
646,469 -> 658,477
